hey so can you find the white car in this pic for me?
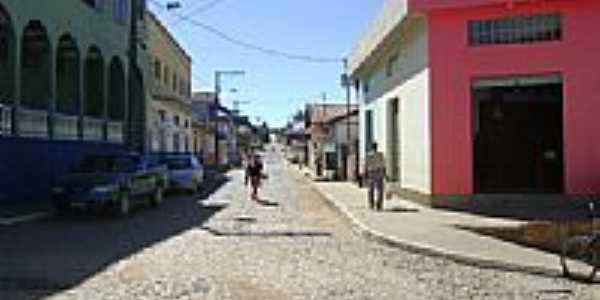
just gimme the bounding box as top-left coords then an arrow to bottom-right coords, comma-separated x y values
164,155 -> 205,193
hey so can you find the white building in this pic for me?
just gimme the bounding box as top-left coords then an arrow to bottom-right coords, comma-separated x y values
350,1 -> 431,194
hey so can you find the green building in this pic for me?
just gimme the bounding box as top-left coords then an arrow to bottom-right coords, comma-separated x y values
0,0 -> 149,205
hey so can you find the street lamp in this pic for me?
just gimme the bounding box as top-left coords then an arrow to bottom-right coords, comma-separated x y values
166,2 -> 182,10
214,70 -> 245,166
342,58 -> 352,180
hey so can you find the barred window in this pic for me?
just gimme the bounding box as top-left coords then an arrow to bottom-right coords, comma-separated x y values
154,58 -> 161,80
386,53 -> 398,78
469,14 -> 562,46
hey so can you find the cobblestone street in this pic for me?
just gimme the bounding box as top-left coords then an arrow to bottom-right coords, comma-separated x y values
0,150 -> 596,300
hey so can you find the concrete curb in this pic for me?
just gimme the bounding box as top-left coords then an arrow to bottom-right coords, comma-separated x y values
291,166 -> 564,278
0,212 -> 51,226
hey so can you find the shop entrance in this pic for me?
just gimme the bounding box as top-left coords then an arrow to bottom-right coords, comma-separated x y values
473,75 -> 564,194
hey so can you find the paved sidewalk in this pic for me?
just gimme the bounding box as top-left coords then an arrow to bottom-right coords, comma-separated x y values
299,169 -> 564,276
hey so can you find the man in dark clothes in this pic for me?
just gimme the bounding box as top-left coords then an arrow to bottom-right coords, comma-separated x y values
245,155 -> 264,200
366,143 -> 385,211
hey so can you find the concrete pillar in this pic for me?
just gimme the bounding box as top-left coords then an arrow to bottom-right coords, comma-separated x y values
103,60 -> 109,141
78,55 -> 85,140
123,68 -> 129,144
48,44 -> 56,139
12,34 -> 20,136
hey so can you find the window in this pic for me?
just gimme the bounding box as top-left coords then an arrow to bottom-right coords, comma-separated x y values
184,120 -> 189,128
386,54 -> 398,78
365,110 -> 374,152
83,0 -> 103,11
158,110 -> 166,122
172,73 -> 177,92
138,0 -> 146,20
468,14 -> 562,46
180,79 -> 186,96
112,0 -> 128,24
22,22 -> 49,69
0,31 -> 9,63
154,58 -> 161,80
82,0 -> 96,8
174,115 -> 180,126
173,133 -> 180,152
164,66 -> 170,86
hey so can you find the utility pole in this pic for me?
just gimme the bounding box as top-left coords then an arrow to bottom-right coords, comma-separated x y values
343,58 -> 352,180
344,59 -> 351,148
214,72 -> 221,166
128,0 -> 142,152
213,70 -> 245,166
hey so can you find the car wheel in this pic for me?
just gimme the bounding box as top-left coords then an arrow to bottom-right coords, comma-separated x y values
115,192 -> 131,217
151,187 -> 164,206
190,180 -> 199,195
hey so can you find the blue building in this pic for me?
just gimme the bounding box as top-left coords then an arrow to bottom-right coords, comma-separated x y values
0,0 -> 148,209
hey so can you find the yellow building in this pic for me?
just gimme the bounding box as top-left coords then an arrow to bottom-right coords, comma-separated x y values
145,11 -> 192,153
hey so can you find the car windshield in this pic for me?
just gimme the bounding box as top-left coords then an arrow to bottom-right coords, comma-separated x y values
165,157 -> 192,170
72,156 -> 136,173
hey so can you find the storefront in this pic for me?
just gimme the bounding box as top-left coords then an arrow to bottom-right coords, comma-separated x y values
428,0 -> 600,196
351,0 -> 600,198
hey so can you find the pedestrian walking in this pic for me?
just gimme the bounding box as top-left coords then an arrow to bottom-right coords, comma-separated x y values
366,143 -> 385,211
245,154 -> 264,200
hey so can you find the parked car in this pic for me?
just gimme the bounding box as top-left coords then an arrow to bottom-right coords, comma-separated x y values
51,153 -> 166,216
162,154 -> 205,193
145,154 -> 170,192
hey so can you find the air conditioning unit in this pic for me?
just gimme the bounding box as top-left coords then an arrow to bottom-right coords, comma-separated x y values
0,104 -> 12,136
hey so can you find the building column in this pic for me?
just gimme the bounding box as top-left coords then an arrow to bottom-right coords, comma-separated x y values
48,45 -> 57,139
123,68 -> 129,144
12,35 -> 21,136
103,62 -> 109,141
78,56 -> 85,140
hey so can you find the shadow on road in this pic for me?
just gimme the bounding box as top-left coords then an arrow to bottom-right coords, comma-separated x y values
432,196 -> 600,221
199,226 -> 332,238
196,171 -> 231,201
255,199 -> 279,207
0,175 -> 230,299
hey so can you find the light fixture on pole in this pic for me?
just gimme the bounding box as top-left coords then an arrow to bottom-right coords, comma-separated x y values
342,58 -> 352,180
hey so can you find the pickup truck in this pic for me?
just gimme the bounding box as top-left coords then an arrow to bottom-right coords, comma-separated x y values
52,153 -> 168,216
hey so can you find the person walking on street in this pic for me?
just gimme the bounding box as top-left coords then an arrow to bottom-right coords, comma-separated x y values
366,143 -> 385,211
245,154 -> 264,200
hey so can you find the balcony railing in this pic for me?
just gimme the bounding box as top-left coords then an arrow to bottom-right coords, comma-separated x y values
107,121 -> 124,143
0,104 -> 12,136
83,117 -> 105,141
18,108 -> 48,138
53,113 -> 79,140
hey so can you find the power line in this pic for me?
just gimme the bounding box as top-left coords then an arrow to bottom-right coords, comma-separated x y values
147,0 -> 343,64
175,14 -> 343,63
169,0 -> 228,25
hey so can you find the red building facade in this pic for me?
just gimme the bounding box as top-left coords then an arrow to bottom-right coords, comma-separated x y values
424,0 -> 600,195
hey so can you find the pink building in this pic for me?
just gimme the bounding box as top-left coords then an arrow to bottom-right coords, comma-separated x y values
349,0 -> 600,198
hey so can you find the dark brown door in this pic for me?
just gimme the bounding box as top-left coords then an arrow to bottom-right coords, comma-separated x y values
473,82 -> 563,193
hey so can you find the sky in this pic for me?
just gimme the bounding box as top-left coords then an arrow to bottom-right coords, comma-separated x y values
148,0 -> 383,128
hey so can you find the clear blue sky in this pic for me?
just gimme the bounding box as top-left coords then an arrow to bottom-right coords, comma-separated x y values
148,0 -> 383,127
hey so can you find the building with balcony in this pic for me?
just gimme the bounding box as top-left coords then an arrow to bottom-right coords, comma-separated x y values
191,92 -> 216,164
146,11 -> 192,154
349,0 -> 600,199
0,0 -> 147,205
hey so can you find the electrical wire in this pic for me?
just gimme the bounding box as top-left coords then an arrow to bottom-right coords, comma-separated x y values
147,0 -> 343,64
169,0 -> 228,25
174,13 -> 342,63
